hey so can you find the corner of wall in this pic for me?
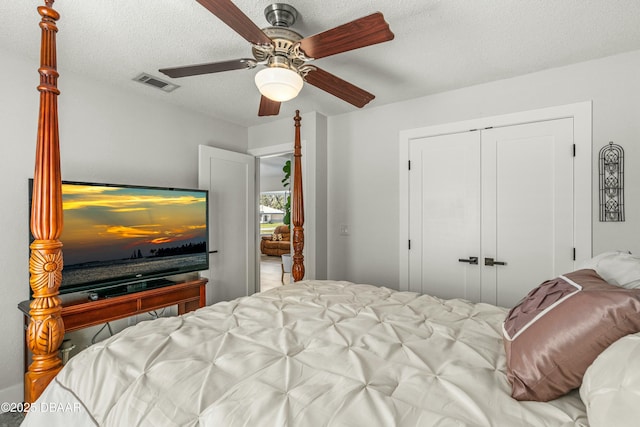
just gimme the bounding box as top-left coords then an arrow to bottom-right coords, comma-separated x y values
0,383 -> 23,410
313,113 -> 328,279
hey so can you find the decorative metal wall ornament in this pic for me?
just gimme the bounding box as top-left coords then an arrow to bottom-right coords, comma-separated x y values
598,141 -> 625,222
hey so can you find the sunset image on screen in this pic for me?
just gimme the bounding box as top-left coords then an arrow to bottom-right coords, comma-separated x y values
60,183 -> 208,266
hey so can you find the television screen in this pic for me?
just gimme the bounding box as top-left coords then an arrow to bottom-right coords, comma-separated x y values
29,180 -> 209,295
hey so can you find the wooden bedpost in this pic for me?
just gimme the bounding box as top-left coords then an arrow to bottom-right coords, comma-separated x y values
25,0 -> 65,403
292,111 -> 305,281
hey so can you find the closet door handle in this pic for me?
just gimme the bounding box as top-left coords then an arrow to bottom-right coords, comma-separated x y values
484,257 -> 506,266
458,256 -> 478,265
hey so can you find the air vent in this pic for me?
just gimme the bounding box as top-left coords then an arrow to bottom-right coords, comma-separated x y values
133,73 -> 180,93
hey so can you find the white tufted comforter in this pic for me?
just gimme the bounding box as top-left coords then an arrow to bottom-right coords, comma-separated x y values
23,281 -> 588,426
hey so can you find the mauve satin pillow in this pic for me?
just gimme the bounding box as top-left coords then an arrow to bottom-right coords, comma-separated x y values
502,269 -> 640,401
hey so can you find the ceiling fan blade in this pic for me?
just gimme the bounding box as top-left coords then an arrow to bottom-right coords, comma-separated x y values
159,59 -> 257,78
304,67 -> 375,108
298,12 -> 394,60
196,0 -> 272,46
258,96 -> 281,116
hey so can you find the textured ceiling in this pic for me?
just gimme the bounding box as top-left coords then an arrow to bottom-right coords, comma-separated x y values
2,1 -> 640,127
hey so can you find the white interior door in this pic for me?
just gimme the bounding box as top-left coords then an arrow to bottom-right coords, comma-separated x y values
408,118 -> 575,307
481,118 -> 574,307
198,145 -> 256,304
408,131 -> 481,300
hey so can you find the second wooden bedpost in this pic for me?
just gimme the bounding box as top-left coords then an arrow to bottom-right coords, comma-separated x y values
25,0 -> 65,403
292,111 -> 305,281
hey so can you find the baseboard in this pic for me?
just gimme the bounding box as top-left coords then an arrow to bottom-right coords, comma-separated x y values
0,382 -> 22,412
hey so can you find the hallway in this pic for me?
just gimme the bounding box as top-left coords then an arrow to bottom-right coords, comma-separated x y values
260,255 -> 290,292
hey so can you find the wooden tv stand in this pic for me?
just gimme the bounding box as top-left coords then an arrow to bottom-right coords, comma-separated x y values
18,278 -> 207,372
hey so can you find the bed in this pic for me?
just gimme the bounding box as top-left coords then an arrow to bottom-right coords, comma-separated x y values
25,281 -> 590,426
22,1 -> 640,426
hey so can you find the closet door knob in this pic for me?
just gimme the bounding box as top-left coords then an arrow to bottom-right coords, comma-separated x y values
484,257 -> 506,266
458,256 -> 478,265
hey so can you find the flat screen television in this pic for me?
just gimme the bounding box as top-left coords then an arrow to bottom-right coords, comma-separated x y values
29,180 -> 209,296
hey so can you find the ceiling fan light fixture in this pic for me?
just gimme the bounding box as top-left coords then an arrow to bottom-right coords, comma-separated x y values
254,67 -> 303,102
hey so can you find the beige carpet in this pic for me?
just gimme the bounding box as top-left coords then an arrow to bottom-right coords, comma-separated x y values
0,411 -> 24,427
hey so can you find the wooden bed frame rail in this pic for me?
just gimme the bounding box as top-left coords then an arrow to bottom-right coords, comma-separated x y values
25,0 -> 65,403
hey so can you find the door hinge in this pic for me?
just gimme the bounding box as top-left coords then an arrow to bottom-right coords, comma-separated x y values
408,160 -> 411,170
408,240 -> 411,250
573,247 -> 576,261
573,144 -> 576,157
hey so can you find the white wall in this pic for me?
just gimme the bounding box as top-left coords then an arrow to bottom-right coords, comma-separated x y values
261,175 -> 285,193
328,49 -> 640,287
260,154 -> 291,193
0,48 -> 247,403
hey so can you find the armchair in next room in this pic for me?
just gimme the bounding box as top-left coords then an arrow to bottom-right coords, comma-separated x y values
260,225 -> 291,256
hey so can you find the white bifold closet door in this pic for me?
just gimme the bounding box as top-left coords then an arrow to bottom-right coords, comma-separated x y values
408,118 -> 575,308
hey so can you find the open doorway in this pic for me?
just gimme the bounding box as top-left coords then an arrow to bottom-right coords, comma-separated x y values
258,154 -> 292,291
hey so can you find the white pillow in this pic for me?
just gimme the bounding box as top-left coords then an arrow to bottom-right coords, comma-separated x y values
580,333 -> 640,427
578,251 -> 640,288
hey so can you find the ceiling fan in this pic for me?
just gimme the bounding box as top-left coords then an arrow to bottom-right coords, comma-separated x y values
159,0 -> 394,117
